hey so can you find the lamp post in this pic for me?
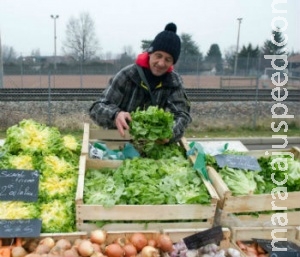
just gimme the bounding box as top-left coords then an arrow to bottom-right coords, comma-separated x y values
233,18 -> 242,76
50,15 -> 59,70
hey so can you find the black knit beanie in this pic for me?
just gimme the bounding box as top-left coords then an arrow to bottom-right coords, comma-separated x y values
148,22 -> 181,64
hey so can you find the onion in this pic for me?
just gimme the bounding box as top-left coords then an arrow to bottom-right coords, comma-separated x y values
130,233 -> 148,252
64,247 -> 80,257
123,244 -> 138,257
227,248 -> 241,257
23,240 -> 39,252
141,246 -> 159,257
11,246 -> 28,257
24,254 -> 42,257
114,237 -> 129,247
55,238 -> 72,250
35,245 -> 51,255
49,246 -> 64,256
78,240 -> 95,257
156,234 -> 174,253
92,243 -> 102,253
90,229 -> 107,245
147,239 -> 157,248
91,252 -> 106,257
39,237 -> 55,249
105,243 -> 125,257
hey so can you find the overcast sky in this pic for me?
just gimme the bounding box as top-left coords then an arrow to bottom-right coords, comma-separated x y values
1,0 -> 299,59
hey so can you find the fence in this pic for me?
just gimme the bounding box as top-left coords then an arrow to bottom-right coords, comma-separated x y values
2,73 -> 300,89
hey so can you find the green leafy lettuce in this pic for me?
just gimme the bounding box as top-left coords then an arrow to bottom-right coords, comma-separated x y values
84,157 -> 211,207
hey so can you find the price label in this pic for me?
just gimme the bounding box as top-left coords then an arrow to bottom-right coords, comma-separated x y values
183,226 -> 223,249
0,219 -> 42,238
0,169 -> 39,201
215,154 -> 261,171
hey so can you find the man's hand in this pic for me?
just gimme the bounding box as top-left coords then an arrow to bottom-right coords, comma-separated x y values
155,139 -> 170,145
115,111 -> 132,137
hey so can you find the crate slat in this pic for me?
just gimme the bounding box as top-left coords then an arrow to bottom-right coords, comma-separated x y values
77,221 -> 213,233
77,204 -> 215,221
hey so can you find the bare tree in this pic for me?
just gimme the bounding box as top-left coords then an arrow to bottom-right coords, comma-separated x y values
2,45 -> 18,63
62,12 -> 99,63
31,48 -> 41,57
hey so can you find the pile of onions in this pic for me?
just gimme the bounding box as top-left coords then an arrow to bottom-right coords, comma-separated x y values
11,231 -> 176,257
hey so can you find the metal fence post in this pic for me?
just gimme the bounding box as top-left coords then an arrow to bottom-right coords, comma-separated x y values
252,77 -> 259,129
48,72 -> 52,126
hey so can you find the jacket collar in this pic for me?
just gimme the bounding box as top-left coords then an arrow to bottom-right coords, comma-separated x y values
135,52 -> 174,73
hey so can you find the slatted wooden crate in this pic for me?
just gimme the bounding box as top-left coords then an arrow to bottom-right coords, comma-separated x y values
207,147 -> 300,227
1,228 -> 236,257
230,226 -> 300,257
81,122 -> 131,158
75,154 -> 220,232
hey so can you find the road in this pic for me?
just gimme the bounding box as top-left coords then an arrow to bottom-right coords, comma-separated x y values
245,143 -> 300,150
186,137 -> 300,152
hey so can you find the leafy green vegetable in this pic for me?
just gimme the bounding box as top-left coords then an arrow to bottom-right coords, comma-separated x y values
40,199 -> 75,233
130,106 -> 174,141
219,166 -> 265,196
129,106 -> 174,157
258,154 -> 300,192
3,119 -> 62,155
0,201 -> 40,219
84,157 -> 211,207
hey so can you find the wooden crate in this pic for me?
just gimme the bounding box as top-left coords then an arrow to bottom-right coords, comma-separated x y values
1,228 -> 234,257
207,147 -> 300,227
75,155 -> 220,232
81,123 -> 131,157
230,226 -> 300,257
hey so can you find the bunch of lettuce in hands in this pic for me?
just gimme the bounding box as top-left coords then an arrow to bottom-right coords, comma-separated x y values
129,106 -> 176,158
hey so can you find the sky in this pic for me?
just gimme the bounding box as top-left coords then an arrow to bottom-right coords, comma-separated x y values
0,0 -> 299,59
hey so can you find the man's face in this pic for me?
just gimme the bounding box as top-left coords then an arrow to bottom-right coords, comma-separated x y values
149,51 -> 173,76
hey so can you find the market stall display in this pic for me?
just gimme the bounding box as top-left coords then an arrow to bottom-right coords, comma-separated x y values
204,147 -> 300,227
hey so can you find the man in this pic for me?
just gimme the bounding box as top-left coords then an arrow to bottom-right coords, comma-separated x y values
89,22 -> 192,143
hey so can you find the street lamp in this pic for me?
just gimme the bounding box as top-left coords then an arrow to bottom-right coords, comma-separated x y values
234,18 -> 242,76
50,14 -> 59,70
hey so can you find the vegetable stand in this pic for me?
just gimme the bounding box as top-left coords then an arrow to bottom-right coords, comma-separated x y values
207,147 -> 300,227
